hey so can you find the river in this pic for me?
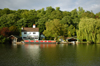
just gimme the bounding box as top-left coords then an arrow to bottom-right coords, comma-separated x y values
0,44 -> 100,66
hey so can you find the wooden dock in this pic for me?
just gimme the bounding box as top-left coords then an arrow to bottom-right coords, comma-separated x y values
59,41 -> 77,44
14,40 -> 80,45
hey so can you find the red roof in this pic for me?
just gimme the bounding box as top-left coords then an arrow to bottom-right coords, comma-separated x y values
21,27 -> 39,32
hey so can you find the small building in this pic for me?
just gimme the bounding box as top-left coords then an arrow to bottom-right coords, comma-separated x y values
8,35 -> 18,44
21,24 -> 39,40
66,37 -> 77,42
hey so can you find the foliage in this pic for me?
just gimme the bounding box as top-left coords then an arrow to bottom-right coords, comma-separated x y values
0,35 -> 10,44
0,26 -> 21,44
36,17 -> 48,33
9,25 -> 21,36
78,7 -> 85,18
0,6 -> 100,41
81,11 -> 95,18
0,14 -> 20,27
43,19 -> 68,39
77,18 -> 100,43
96,12 -> 100,19
68,25 -> 76,37
0,27 -> 10,37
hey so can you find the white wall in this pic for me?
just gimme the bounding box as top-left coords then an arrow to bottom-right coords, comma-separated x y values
22,32 -> 39,40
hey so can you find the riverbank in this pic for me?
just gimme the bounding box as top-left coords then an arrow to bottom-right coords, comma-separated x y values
13,40 -> 100,45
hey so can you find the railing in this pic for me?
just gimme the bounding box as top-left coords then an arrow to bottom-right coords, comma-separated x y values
24,40 -> 56,44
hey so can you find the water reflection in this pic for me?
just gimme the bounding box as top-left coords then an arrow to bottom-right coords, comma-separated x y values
0,44 -> 100,66
40,44 -> 56,48
12,44 -> 17,49
24,44 -> 40,62
76,44 -> 100,66
17,44 -> 57,62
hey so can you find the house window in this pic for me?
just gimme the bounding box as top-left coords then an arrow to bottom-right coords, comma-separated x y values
23,37 -> 26,39
24,32 -> 27,34
33,32 -> 36,34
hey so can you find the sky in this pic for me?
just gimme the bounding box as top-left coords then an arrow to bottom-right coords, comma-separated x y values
0,0 -> 100,14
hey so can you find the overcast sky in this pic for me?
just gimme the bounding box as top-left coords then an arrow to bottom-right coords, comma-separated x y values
0,0 -> 100,14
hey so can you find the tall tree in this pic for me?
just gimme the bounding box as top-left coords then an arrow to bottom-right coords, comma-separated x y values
78,7 -> 85,18
43,19 -> 68,39
9,26 -> 21,36
96,12 -> 100,19
77,18 -> 100,43
0,13 -> 20,27
61,16 -> 72,25
36,17 -> 48,33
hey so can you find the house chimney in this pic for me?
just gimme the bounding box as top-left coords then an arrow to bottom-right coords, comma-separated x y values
33,24 -> 36,28
21,26 -> 23,30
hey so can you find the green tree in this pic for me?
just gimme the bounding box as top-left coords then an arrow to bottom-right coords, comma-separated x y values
16,18 -> 27,27
0,14 -> 19,27
71,9 -> 78,18
70,8 -> 80,29
77,18 -> 100,43
0,35 -> 10,44
62,11 -> 71,17
68,25 -> 76,37
9,26 -> 21,36
45,6 -> 55,19
43,19 -> 68,40
61,16 -> 72,25
20,10 -> 38,27
96,12 -> 100,19
0,35 -> 6,43
36,17 -> 48,33
78,7 -> 85,18
37,8 -> 46,18
50,9 -> 63,20
81,11 -> 95,18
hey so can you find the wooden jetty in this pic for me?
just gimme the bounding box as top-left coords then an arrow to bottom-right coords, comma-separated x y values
60,41 -> 78,44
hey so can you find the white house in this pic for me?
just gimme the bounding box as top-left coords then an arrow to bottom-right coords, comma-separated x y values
21,24 -> 39,40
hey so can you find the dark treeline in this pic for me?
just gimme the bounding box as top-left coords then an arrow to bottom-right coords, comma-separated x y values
0,6 -> 100,43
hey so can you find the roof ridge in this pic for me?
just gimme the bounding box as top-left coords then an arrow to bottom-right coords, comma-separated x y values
22,27 -> 39,32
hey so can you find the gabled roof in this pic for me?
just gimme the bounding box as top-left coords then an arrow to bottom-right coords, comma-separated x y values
66,37 -> 79,41
21,27 -> 39,32
8,35 -> 18,39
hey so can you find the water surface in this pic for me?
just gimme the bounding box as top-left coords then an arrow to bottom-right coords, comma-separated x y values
0,44 -> 100,66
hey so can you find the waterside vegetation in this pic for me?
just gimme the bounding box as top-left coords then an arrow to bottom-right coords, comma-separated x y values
0,6 -> 100,43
